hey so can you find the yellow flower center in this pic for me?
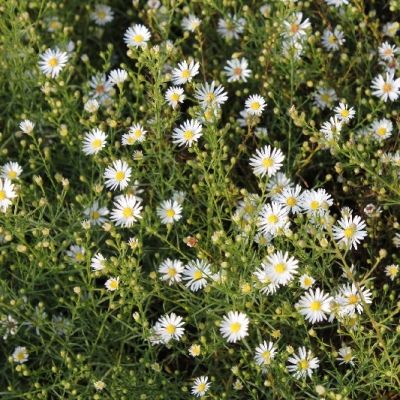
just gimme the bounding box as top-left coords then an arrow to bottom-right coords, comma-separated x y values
0,190 -> 5,201
133,34 -> 144,43
109,280 -> 118,290
7,171 -> 17,179
230,322 -> 241,333
122,207 -> 133,218
343,225 -> 355,239
250,101 -> 261,110
321,93 -> 331,104
115,171 -> 125,181
167,267 -> 177,277
165,209 -> 175,218
183,130 -> 194,140
347,294 -> 358,305
165,324 -> 176,335
75,252 -> 84,262
290,23 -> 299,33
275,263 -> 286,274
328,35 -> 336,44
343,352 -> 352,362
134,130 -> 142,138
340,109 -> 349,118
193,270 -> 203,280
376,127 -> 387,136
197,383 -> 206,392
262,351 -> 271,363
383,83 -> 393,93
298,359 -> 309,370
206,93 -> 215,102
91,210 -> 100,220
286,196 -> 297,206
171,93 -> 180,102
310,300 -> 321,311
191,345 -> 201,356
267,214 -> 278,224
16,352 -> 26,361
303,277 -> 312,287
181,69 -> 190,79
48,57 -> 59,68
310,200 -> 319,210
92,138 -> 102,149
262,157 -> 273,168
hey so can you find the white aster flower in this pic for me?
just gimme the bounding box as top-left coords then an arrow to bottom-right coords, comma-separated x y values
0,178 -> 17,212
66,245 -> 85,263
194,81 -> 228,109
245,94 -> 266,116
165,86 -> 185,108
157,199 -> 183,224
122,124 -> 147,145
108,68 -> 128,85
249,145 -> 284,177
84,99 -> 99,113
105,276 -> 120,291
371,72 -> 400,102
158,258 -> 184,285
287,347 -> 319,379
254,341 -> 277,367
332,214 -> 367,250
337,345 -> 355,366
171,60 -> 200,85
82,128 -> 107,155
334,102 -> 355,123
91,253 -> 107,271
322,27 -> 345,51
155,313 -> 185,343
38,48 -> 69,78
110,195 -> 143,227
224,57 -> 251,82
217,14 -> 245,40
124,24 -> 151,48
371,118 -> 393,140
336,283 -> 372,316
104,160 -> 131,191
296,288 -> 333,324
299,274 -> 315,290
91,4 -> 114,26
378,41 -> 399,61
258,201 -> 290,237
182,259 -> 212,292
275,185 -> 303,214
12,346 -> 29,364
1,162 -> 22,180
83,201 -> 109,225
219,311 -> 249,343
181,14 -> 201,32
19,119 -> 35,134
89,74 -> 113,103
191,376 -> 210,397
172,119 -> 203,147
385,264 -> 399,281
313,87 -> 338,110
263,251 -> 299,286
300,188 -> 333,217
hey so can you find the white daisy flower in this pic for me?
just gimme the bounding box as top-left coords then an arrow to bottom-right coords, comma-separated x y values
0,178 -> 17,212
181,14 -> 201,32
19,119 -> 35,134
378,41 -> 399,61
122,124 -> 147,145
82,128 -> 107,155
158,258 -> 184,285
172,190 -> 186,204
322,27 -> 345,51
299,274 -> 315,290
108,68 -> 128,85
191,376 -> 210,397
263,251 -> 299,286
320,116 -> 342,141
337,345 -> 355,366
105,276 -> 120,291
12,346 -> 29,364
157,199 -> 183,224
124,24 -> 151,48
334,102 -> 355,123
172,119 -> 203,147
38,48 -> 69,78
249,145 -> 284,177
254,341 -> 277,367
283,12 -> 311,41
313,87 -> 338,110
332,214 -> 367,250
110,195 -> 142,228
254,266 -> 280,295
258,201 -> 290,237
165,86 -> 185,108
104,160 -> 131,191
194,81 -> 228,109
224,57 -> 251,82
383,22 -> 399,37
267,172 -> 293,198
182,259 -> 212,292
155,313 -> 185,343
84,99 -> 99,113
385,264 -> 399,281
1,162 -> 22,180
171,60 -> 200,85
296,288 -> 333,324
287,347 -> 319,379
217,14 -> 245,40
219,311 -> 249,343
91,253 -> 107,271
371,118 -> 393,140
275,185 -> 303,214
83,200 -> 109,225
91,4 -> 114,26
371,72 -> 400,102
245,94 -> 266,116
66,245 -> 85,263
89,74 -> 113,103
300,188 -> 333,217
336,283 -> 372,316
